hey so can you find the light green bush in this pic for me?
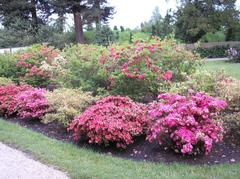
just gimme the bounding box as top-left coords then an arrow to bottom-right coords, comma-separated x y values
43,88 -> 99,127
0,77 -> 13,86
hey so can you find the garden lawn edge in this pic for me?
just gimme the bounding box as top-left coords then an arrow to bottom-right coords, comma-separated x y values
0,118 -> 240,179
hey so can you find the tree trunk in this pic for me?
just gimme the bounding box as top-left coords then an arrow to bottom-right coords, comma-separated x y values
74,12 -> 84,44
30,0 -> 38,42
95,0 -> 101,32
58,12 -> 65,32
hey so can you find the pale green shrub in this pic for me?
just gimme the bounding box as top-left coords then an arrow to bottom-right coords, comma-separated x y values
0,77 -> 13,86
43,88 -> 99,127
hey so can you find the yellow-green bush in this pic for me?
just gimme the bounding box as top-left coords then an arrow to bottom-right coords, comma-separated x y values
0,77 -> 13,86
169,70 -> 216,96
43,88 -> 98,127
215,75 -> 240,111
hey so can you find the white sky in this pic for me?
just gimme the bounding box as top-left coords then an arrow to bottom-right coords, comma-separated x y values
107,0 -> 240,29
108,0 -> 178,29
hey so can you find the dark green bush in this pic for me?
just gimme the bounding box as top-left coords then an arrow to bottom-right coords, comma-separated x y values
0,53 -> 19,82
195,45 -> 229,58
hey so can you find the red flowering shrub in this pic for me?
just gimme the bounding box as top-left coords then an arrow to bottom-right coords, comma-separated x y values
16,44 -> 60,87
100,39 -> 201,101
147,92 -> 227,155
69,96 -> 149,148
0,84 -> 32,116
15,88 -> 53,119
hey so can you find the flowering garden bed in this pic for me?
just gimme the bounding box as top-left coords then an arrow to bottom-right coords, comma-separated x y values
0,40 -> 240,172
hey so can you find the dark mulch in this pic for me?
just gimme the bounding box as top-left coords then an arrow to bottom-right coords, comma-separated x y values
5,117 -> 240,166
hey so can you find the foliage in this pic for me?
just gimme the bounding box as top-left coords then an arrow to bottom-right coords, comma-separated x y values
95,25 -> 116,46
100,39 -> 201,101
222,112 -> 240,145
132,32 -> 150,42
118,31 -> 131,43
43,88 -> 98,127
0,53 -> 19,82
0,84 -> 32,116
140,7 -> 174,38
147,92 -> 227,155
61,44 -> 108,95
0,77 -> 13,86
16,44 -> 61,87
15,88 -> 52,119
214,74 -> 240,111
69,96 -> 149,148
228,47 -> 240,63
0,20 -> 75,49
195,46 -> 229,58
200,31 -> 226,42
169,70 -> 216,96
175,0 -> 240,43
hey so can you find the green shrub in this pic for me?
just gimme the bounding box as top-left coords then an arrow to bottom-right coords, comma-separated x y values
214,74 -> 240,111
222,112 -> 240,145
101,39 -> 201,101
169,70 -> 216,96
0,77 -> 13,86
201,31 -> 226,42
132,32 -> 151,41
0,53 -> 19,82
84,30 -> 96,44
119,31 -> 131,43
195,45 -> 229,58
43,88 -> 98,127
61,44 -> 108,95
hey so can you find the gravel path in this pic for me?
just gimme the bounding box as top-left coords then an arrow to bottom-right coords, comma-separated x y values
0,142 -> 70,179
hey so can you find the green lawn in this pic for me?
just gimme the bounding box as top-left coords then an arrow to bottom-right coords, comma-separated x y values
0,119 -> 239,179
203,60 -> 240,79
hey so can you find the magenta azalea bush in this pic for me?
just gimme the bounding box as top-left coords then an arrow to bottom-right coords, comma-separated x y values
0,84 -> 32,116
69,96 -> 149,148
147,92 -> 227,155
16,88 -> 52,119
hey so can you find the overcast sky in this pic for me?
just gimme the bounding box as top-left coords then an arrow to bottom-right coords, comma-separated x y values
107,0 -> 240,29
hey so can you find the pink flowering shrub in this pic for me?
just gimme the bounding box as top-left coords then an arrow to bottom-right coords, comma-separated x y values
0,84 -> 32,116
69,96 -> 149,148
15,88 -> 53,119
16,44 -> 60,87
100,39 -> 201,101
147,92 -> 227,155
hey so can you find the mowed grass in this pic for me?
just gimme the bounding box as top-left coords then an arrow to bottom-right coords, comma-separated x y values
0,119 -> 240,179
203,60 -> 240,79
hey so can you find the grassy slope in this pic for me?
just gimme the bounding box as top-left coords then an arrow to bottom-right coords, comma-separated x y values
0,119 -> 239,179
203,60 -> 240,79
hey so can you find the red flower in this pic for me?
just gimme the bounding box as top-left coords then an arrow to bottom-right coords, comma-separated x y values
163,71 -> 173,81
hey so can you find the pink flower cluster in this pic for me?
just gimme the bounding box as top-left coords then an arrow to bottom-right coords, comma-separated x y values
0,85 -> 52,119
100,41 -> 174,84
15,88 -> 52,119
147,92 -> 227,155
0,84 -> 32,116
16,46 -> 59,86
69,96 -> 149,148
